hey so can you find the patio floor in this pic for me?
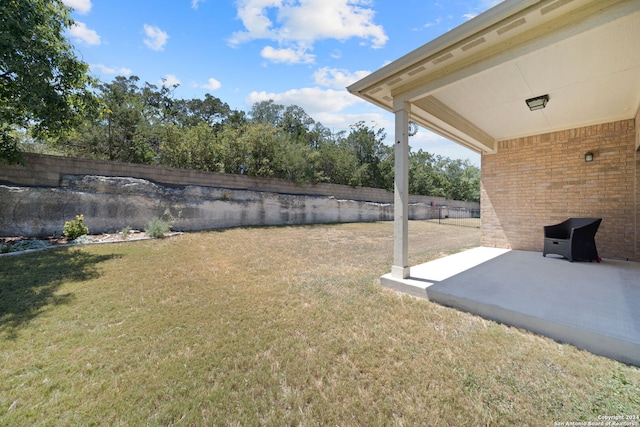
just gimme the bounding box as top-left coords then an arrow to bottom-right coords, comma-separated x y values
381,247 -> 640,367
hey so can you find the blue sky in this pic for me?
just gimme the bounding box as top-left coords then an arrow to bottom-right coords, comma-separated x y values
62,0 -> 503,166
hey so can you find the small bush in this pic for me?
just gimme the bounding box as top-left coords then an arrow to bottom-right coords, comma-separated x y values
13,239 -> 52,251
73,235 -> 96,245
120,226 -> 131,240
63,215 -> 89,239
145,217 -> 171,238
0,244 -> 15,254
0,240 -> 53,254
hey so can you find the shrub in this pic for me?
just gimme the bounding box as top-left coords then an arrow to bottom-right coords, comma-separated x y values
13,239 -> 52,251
120,226 -> 131,240
0,244 -> 15,254
63,215 -> 89,239
145,217 -> 171,238
73,235 -> 96,245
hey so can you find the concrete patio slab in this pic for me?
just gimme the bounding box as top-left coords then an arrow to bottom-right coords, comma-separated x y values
381,247 -> 640,367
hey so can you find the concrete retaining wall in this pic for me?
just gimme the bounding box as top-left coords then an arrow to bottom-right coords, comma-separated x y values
0,154 -> 479,237
0,153 -> 478,207
0,175 -> 443,236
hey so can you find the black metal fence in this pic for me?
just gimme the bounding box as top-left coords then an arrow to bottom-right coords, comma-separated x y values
429,206 -> 480,228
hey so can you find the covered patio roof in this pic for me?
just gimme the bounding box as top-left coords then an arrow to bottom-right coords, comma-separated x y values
347,0 -> 640,365
348,0 -> 640,154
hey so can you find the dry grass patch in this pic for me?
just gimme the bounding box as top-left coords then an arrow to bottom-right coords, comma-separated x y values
1,221 -> 638,426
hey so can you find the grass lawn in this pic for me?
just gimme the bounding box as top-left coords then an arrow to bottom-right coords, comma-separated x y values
1,221 -> 639,426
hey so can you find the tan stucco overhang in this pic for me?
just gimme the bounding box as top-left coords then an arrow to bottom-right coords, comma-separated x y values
347,0 -> 640,154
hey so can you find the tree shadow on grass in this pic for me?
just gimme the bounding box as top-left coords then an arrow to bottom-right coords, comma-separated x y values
0,248 -> 119,340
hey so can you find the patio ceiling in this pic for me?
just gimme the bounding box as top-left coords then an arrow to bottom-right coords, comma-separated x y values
347,0 -> 640,154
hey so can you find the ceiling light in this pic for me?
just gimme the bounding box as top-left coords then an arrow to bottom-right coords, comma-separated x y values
525,94 -> 549,111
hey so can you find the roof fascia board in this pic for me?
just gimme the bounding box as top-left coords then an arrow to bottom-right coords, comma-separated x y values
347,0 -> 540,94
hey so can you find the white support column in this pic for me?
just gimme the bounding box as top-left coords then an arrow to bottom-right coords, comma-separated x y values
392,101 -> 410,279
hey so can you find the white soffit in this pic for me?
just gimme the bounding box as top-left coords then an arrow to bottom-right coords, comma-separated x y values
347,0 -> 640,153
436,7 -> 640,142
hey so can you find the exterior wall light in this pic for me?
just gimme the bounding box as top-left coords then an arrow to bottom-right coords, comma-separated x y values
525,94 -> 549,111
585,152 -> 594,162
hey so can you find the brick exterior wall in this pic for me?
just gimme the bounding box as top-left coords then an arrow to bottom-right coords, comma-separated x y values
482,118 -> 638,262
636,108 -> 640,261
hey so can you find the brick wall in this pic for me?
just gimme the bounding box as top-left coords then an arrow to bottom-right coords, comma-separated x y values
636,108 -> 640,260
636,149 -> 640,262
636,107 -> 640,151
482,118 -> 638,261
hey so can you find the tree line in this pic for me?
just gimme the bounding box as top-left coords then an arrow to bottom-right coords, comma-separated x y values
1,1 -> 479,202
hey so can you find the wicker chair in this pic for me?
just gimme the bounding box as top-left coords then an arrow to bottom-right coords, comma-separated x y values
542,218 -> 602,262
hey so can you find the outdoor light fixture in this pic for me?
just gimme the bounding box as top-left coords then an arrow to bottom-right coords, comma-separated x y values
525,94 -> 549,111
585,152 -> 594,162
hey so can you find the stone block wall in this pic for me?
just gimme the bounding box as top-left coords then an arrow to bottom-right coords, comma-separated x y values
481,118 -> 638,261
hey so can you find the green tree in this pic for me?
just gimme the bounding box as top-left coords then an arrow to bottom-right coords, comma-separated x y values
442,158 -> 480,202
246,101 -> 327,182
0,0 -> 95,164
241,122 -> 279,177
249,100 -> 284,126
317,136 -> 355,185
409,150 -> 480,202
156,123 -> 223,172
280,105 -> 315,143
409,150 -> 447,198
179,94 -> 233,129
216,123 -> 249,175
341,121 -> 392,189
72,76 -> 149,162
67,76 -> 168,163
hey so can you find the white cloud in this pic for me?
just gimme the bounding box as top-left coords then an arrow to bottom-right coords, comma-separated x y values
69,22 -> 101,45
160,74 -> 181,87
422,17 -> 442,29
465,0 -> 504,21
313,67 -> 370,89
62,0 -> 92,14
229,0 -> 387,64
247,87 -> 389,134
484,0 -> 504,7
261,46 -> 315,64
143,25 -> 169,51
315,111 -> 391,133
191,0 -> 204,9
229,0 -> 281,45
91,64 -> 132,75
278,0 -> 387,46
201,77 -> 222,91
247,87 -> 362,115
